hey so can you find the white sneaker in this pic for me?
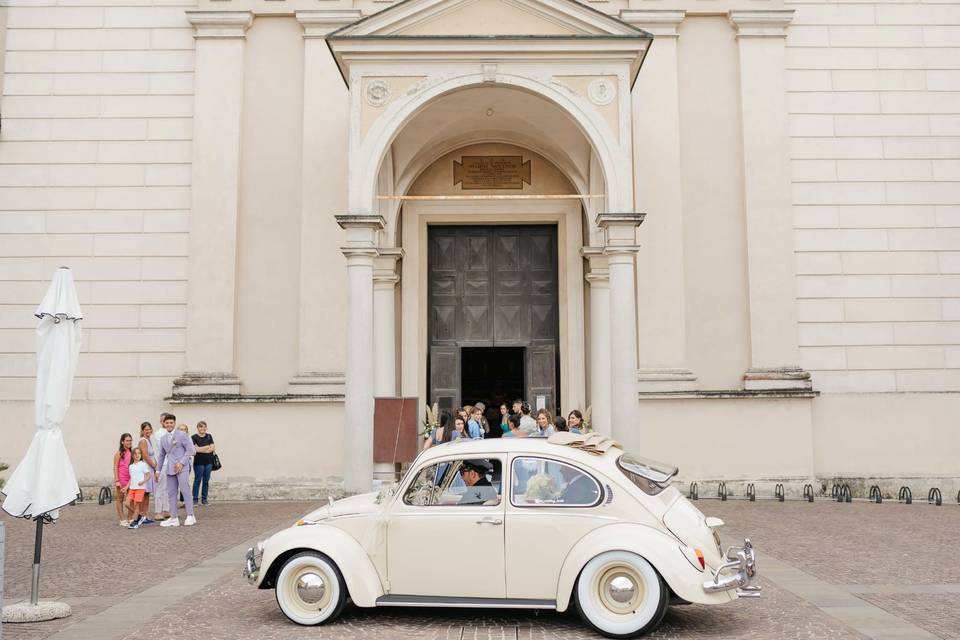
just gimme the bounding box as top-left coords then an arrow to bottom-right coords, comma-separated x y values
183,515 -> 196,526
160,517 -> 180,527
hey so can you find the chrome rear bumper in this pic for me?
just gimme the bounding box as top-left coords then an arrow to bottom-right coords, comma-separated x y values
702,538 -> 761,597
242,542 -> 264,585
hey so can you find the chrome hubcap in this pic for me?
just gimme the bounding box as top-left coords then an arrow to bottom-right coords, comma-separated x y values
296,572 -> 326,605
597,566 -> 644,615
608,575 -> 636,604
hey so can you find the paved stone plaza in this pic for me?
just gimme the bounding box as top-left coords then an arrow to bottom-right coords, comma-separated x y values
2,499 -> 957,640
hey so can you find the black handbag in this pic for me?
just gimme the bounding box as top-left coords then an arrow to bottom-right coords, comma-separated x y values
211,454 -> 222,472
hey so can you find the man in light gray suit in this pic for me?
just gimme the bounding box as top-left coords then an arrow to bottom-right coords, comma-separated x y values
157,413 -> 196,527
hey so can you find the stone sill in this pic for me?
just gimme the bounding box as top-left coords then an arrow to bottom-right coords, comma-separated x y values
638,389 -> 819,400
166,394 -> 344,404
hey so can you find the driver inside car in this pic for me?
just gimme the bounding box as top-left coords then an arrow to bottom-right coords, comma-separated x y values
457,459 -> 498,505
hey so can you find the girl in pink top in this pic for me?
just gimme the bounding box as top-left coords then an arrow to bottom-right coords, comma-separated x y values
113,432 -> 133,526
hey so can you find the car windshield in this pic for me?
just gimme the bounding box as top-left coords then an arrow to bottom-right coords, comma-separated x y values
616,453 -> 678,496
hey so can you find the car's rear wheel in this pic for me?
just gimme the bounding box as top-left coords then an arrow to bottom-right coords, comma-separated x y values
275,552 -> 347,626
574,551 -> 668,638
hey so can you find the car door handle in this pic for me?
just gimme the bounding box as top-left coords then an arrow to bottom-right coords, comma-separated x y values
475,517 -> 503,525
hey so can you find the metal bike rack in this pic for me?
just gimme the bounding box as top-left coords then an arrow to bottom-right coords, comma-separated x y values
97,486 -> 112,505
928,487 -> 942,506
898,486 -> 912,504
803,484 -> 815,502
869,485 -> 882,504
718,481 -> 728,501
688,482 -> 699,501
774,483 -> 785,502
746,483 -> 756,502
835,483 -> 852,503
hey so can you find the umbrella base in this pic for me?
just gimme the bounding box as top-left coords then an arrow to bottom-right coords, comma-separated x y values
2,601 -> 72,623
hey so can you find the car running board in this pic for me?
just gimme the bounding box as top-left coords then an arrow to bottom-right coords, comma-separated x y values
376,595 -> 557,609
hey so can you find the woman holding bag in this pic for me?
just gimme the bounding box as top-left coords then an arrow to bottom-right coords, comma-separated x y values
191,421 -> 216,506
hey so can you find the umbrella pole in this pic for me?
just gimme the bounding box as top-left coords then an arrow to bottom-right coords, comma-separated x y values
30,516 -> 43,605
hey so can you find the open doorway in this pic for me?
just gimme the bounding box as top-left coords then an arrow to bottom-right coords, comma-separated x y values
461,347 -> 525,438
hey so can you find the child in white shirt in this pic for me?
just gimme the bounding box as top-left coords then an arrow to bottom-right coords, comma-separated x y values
126,448 -> 150,529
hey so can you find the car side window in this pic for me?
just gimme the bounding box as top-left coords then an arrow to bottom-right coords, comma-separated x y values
511,457 -> 602,507
402,458 -> 502,507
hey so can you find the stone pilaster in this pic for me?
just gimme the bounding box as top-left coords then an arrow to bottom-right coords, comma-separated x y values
338,215 -> 384,494
373,248 -> 403,398
621,10 -> 697,393
287,10 -> 364,398
729,10 -> 812,391
597,213 -> 644,445
173,11 -> 252,398
583,248 -> 610,436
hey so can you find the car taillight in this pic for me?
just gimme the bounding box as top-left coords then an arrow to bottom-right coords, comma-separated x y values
679,546 -> 706,572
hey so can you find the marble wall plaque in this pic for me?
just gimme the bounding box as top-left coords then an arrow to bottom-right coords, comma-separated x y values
453,155 -> 532,190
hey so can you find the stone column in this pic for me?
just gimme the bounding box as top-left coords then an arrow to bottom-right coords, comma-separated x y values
729,10 -> 811,391
173,11 -> 252,397
287,10 -> 363,399
597,214 -> 644,446
337,215 -> 383,494
373,248 -> 402,483
621,10 -> 696,393
582,249 -> 610,436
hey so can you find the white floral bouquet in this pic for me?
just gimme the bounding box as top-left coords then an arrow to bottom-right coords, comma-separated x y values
419,402 -> 440,438
525,473 -> 560,503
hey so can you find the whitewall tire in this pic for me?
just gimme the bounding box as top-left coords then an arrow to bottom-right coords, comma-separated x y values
574,551 -> 668,638
275,552 -> 347,626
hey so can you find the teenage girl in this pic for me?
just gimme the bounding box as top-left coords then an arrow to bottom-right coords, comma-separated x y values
137,422 -> 157,525
112,432 -> 133,526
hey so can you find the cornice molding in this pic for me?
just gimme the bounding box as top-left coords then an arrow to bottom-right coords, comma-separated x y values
728,10 -> 794,38
619,10 -> 686,38
186,10 -> 254,39
296,9 -> 364,38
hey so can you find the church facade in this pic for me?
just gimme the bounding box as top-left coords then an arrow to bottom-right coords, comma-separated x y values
1,0 -> 958,496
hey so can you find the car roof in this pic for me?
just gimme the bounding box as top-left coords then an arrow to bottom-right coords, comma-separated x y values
417,436 -> 623,466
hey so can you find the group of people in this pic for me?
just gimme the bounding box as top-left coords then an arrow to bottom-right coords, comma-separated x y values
112,413 -> 216,529
424,399 -> 587,447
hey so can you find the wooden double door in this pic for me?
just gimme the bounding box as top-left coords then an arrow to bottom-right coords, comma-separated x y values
428,225 -> 559,414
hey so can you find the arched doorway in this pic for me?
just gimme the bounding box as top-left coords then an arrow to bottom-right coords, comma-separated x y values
327,0 -> 652,491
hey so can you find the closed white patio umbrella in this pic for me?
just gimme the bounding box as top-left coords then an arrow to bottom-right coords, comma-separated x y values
1,267 -> 82,623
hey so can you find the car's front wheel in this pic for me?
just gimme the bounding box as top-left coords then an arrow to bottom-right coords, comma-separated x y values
275,551 -> 347,626
574,551 -> 668,638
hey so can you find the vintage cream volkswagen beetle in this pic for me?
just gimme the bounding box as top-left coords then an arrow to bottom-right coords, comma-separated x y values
242,433 -> 759,638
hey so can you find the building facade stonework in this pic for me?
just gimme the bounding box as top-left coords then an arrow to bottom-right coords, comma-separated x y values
0,0 -> 957,497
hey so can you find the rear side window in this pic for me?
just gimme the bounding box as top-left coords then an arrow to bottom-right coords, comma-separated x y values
616,453 -> 677,496
511,457 -> 602,507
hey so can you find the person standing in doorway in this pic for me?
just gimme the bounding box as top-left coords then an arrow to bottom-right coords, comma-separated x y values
467,406 -> 485,439
519,402 -> 538,435
157,413 -> 197,527
191,421 -> 216,506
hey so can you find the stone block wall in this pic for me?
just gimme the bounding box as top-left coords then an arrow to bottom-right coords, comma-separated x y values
787,0 -> 960,393
0,0 -> 195,402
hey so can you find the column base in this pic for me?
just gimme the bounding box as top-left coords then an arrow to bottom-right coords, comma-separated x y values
171,372 -> 241,397
744,367 -> 812,391
286,372 -> 346,398
636,368 -> 698,393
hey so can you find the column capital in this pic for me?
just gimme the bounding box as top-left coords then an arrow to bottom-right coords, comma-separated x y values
619,10 -> 686,38
336,214 -> 386,230
596,212 -> 645,250
374,247 -> 403,287
185,11 -> 253,39
295,9 -> 364,38
728,10 -> 794,38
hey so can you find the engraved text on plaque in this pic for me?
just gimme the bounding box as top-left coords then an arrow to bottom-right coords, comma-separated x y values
453,156 -> 532,190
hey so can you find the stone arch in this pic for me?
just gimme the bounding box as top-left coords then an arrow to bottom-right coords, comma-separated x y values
384,133 -> 589,246
349,72 -> 632,228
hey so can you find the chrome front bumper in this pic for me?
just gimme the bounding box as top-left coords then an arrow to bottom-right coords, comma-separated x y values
242,542 -> 264,585
702,538 -> 761,597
